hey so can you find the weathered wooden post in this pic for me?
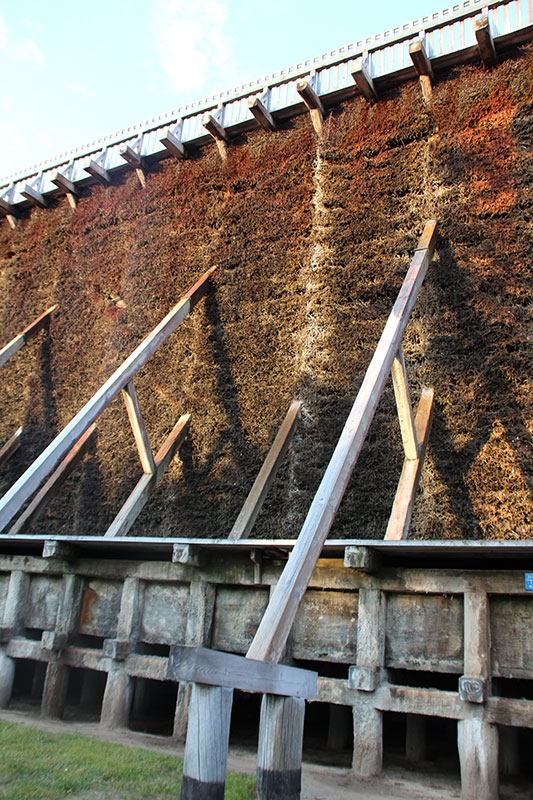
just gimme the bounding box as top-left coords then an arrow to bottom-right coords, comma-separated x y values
0,571 -> 29,707
100,577 -> 143,729
349,588 -> 386,777
458,591 -> 498,800
41,573 -> 83,718
257,695 -> 306,800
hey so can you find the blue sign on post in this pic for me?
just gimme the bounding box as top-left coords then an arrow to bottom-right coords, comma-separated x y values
525,574 -> 533,591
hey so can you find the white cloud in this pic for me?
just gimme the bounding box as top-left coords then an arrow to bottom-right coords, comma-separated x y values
0,15 -> 44,69
151,0 -> 235,95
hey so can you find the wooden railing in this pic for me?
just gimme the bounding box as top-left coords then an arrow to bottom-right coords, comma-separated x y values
0,269 -> 216,535
171,221 -> 438,800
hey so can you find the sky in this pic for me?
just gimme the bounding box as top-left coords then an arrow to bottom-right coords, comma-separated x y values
0,0 -> 446,180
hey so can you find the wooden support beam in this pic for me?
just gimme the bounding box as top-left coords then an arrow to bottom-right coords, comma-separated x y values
475,14 -> 497,68
167,645 -> 317,699
344,545 -> 380,573
257,694 -> 306,800
172,543 -> 206,567
248,92 -> 277,131
21,182 -> 48,209
0,195 -> 16,217
352,55 -> 378,102
0,428 -> 22,468
391,346 -> 419,461
51,170 -> 79,203
104,414 -> 190,538
5,214 -> 17,230
85,158 -> 111,185
8,425 -> 96,536
228,401 -> 300,540
180,683 -> 233,800
119,142 -> 143,169
0,267 -> 216,533
385,387 -> 434,541
296,78 -> 324,136
0,305 -> 57,368
122,380 -> 155,475
246,221 -> 437,664
160,123 -> 187,159
42,540 -> 76,561
458,715 -> 499,800
202,111 -> 229,143
409,37 -> 434,78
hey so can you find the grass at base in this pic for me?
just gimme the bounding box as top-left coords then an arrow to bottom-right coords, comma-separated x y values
0,720 -> 255,799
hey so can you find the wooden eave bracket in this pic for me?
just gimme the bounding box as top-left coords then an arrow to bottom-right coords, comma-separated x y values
352,54 -> 378,102
409,35 -> 434,79
202,107 -> 230,143
296,74 -> 325,136
85,151 -> 111,185
248,90 -> 277,131
475,14 -> 497,68
51,163 -> 79,209
120,137 -> 146,186
0,186 -> 17,227
161,120 -> 187,159
0,428 -> 22,469
21,176 -> 47,209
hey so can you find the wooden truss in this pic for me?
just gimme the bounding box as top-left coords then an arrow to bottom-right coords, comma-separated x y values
0,269 -> 216,535
175,220 -> 438,800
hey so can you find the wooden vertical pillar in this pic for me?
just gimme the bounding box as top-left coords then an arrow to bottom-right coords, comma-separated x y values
0,570 -> 30,708
458,714 -> 498,800
257,694 -> 306,800
41,573 -> 83,719
180,683 -> 233,800
458,592 -> 498,800
174,580 -> 216,740
0,650 -> 15,708
100,578 -> 143,729
352,588 -> 386,777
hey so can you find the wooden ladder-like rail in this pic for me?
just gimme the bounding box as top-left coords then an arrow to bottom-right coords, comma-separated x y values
0,269 -> 216,535
170,220 -> 438,800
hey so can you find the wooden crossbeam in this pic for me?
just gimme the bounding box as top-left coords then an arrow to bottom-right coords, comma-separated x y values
0,305 -> 58,368
385,387 -> 434,541
0,268 -> 216,533
120,142 -> 143,169
104,413 -> 190,538
0,428 -> 22,469
248,92 -> 277,132
475,15 -> 497,68
21,182 -> 47,209
247,220 -> 438,664
8,425 -> 96,535
0,195 -> 16,217
167,645 -> 317,699
51,170 -> 79,197
352,56 -> 378,102
228,401 -> 301,541
86,158 -> 111,185
391,346 -> 419,461
122,380 -> 155,475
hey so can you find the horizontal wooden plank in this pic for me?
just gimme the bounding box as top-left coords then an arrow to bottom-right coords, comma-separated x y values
167,645 -> 317,698
0,269 -> 215,533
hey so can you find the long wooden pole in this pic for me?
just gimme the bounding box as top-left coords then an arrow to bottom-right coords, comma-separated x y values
0,268 -> 216,533
247,221 -> 437,664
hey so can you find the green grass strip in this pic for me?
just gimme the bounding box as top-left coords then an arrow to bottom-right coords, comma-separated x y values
0,720 -> 255,799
